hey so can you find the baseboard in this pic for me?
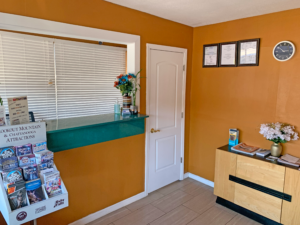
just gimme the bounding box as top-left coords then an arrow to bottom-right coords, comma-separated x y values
184,172 -> 214,188
69,191 -> 148,225
183,172 -> 189,179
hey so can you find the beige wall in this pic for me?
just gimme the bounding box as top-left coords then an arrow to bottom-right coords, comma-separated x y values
190,8 -> 300,181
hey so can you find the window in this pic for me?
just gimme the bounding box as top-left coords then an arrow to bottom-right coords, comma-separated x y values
0,32 -> 56,121
0,31 -> 126,120
55,40 -> 126,118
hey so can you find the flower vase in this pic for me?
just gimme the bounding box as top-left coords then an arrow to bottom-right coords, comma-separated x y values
270,143 -> 282,157
122,94 -> 132,109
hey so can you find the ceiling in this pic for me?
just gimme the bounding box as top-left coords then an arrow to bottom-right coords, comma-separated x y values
105,0 -> 300,27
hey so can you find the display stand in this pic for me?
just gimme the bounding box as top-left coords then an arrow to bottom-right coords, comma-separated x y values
0,122 -> 69,225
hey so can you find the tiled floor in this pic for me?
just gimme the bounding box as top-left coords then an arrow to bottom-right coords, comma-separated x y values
87,178 -> 261,225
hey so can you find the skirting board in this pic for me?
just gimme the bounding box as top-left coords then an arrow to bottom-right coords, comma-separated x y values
69,191 -> 147,225
184,172 -> 214,188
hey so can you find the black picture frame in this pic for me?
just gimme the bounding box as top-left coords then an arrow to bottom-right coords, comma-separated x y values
203,44 -> 219,68
238,38 -> 260,66
219,41 -> 238,67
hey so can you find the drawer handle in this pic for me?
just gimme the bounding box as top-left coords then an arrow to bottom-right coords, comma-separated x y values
229,175 -> 292,202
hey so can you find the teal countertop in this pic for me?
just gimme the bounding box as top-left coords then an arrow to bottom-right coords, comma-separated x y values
46,113 -> 149,133
45,113 -> 149,152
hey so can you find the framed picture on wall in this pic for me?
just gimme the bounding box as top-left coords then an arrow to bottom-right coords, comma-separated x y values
219,41 -> 238,67
203,44 -> 219,67
238,38 -> 260,66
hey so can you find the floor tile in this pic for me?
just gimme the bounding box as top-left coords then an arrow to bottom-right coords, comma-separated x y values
126,191 -> 164,212
113,204 -> 164,225
152,190 -> 194,213
187,205 -> 237,225
180,181 -> 211,196
149,205 -> 199,225
227,214 -> 262,225
187,185 -> 213,197
86,207 -> 131,225
88,178 -> 261,225
183,189 -> 217,214
156,179 -> 192,195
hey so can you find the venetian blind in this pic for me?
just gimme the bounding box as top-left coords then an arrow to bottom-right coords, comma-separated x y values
0,31 -> 126,121
0,31 -> 56,121
54,40 -> 125,119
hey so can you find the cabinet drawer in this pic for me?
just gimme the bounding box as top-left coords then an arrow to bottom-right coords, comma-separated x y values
236,155 -> 285,192
234,183 -> 282,222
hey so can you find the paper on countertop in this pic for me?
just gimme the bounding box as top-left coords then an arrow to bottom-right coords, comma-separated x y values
281,154 -> 299,164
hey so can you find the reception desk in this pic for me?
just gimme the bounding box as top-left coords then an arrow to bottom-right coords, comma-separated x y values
214,145 -> 300,225
46,113 -> 148,152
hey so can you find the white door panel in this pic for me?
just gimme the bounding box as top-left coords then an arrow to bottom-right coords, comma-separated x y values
156,135 -> 176,171
148,49 -> 184,193
156,62 -> 177,130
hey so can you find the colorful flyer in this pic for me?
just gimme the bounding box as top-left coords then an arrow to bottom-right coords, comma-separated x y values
7,96 -> 29,125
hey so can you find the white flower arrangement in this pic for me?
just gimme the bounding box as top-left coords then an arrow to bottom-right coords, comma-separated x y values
259,122 -> 299,143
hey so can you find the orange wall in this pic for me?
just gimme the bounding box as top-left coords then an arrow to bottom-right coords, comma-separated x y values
0,1 -> 193,225
0,0 -> 193,174
40,134 -> 145,225
190,8 -> 300,181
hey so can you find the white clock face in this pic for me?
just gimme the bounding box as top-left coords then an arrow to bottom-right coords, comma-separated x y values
273,41 -> 295,61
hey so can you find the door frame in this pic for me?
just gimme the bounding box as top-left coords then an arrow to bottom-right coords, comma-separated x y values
145,43 -> 188,194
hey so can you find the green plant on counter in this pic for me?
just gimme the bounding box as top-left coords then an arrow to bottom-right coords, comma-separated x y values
114,70 -> 144,105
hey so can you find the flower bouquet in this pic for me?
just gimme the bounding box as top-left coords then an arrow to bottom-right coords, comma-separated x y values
114,70 -> 142,114
259,122 -> 299,156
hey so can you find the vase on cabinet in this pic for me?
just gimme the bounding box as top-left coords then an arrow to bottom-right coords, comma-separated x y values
270,142 -> 282,157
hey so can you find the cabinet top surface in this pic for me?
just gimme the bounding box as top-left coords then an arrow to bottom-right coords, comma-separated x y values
218,144 -> 299,171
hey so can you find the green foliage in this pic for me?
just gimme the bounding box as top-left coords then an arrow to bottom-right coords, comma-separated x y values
114,70 -> 144,101
116,81 -> 133,96
0,97 -> 3,106
132,70 -> 142,106
269,138 -> 287,144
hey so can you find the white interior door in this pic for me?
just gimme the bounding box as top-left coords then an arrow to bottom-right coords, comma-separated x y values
147,47 -> 185,193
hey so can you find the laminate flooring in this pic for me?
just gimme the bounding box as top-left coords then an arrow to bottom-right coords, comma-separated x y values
87,178 -> 261,225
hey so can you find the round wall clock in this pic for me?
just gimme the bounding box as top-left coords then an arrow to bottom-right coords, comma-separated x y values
273,41 -> 296,61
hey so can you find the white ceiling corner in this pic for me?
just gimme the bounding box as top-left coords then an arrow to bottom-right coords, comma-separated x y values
105,0 -> 300,27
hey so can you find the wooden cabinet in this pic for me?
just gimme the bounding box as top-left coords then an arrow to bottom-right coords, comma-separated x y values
214,149 -> 237,202
236,155 -> 285,192
234,183 -> 282,222
215,145 -> 300,225
281,168 -> 300,225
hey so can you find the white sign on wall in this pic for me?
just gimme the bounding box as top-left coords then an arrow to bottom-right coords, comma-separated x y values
0,122 -> 46,148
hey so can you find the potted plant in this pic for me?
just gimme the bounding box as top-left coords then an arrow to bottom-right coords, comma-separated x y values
114,70 -> 142,114
259,122 -> 299,156
114,74 -> 133,109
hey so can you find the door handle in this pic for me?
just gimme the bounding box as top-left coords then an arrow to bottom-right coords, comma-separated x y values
151,128 -> 160,133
